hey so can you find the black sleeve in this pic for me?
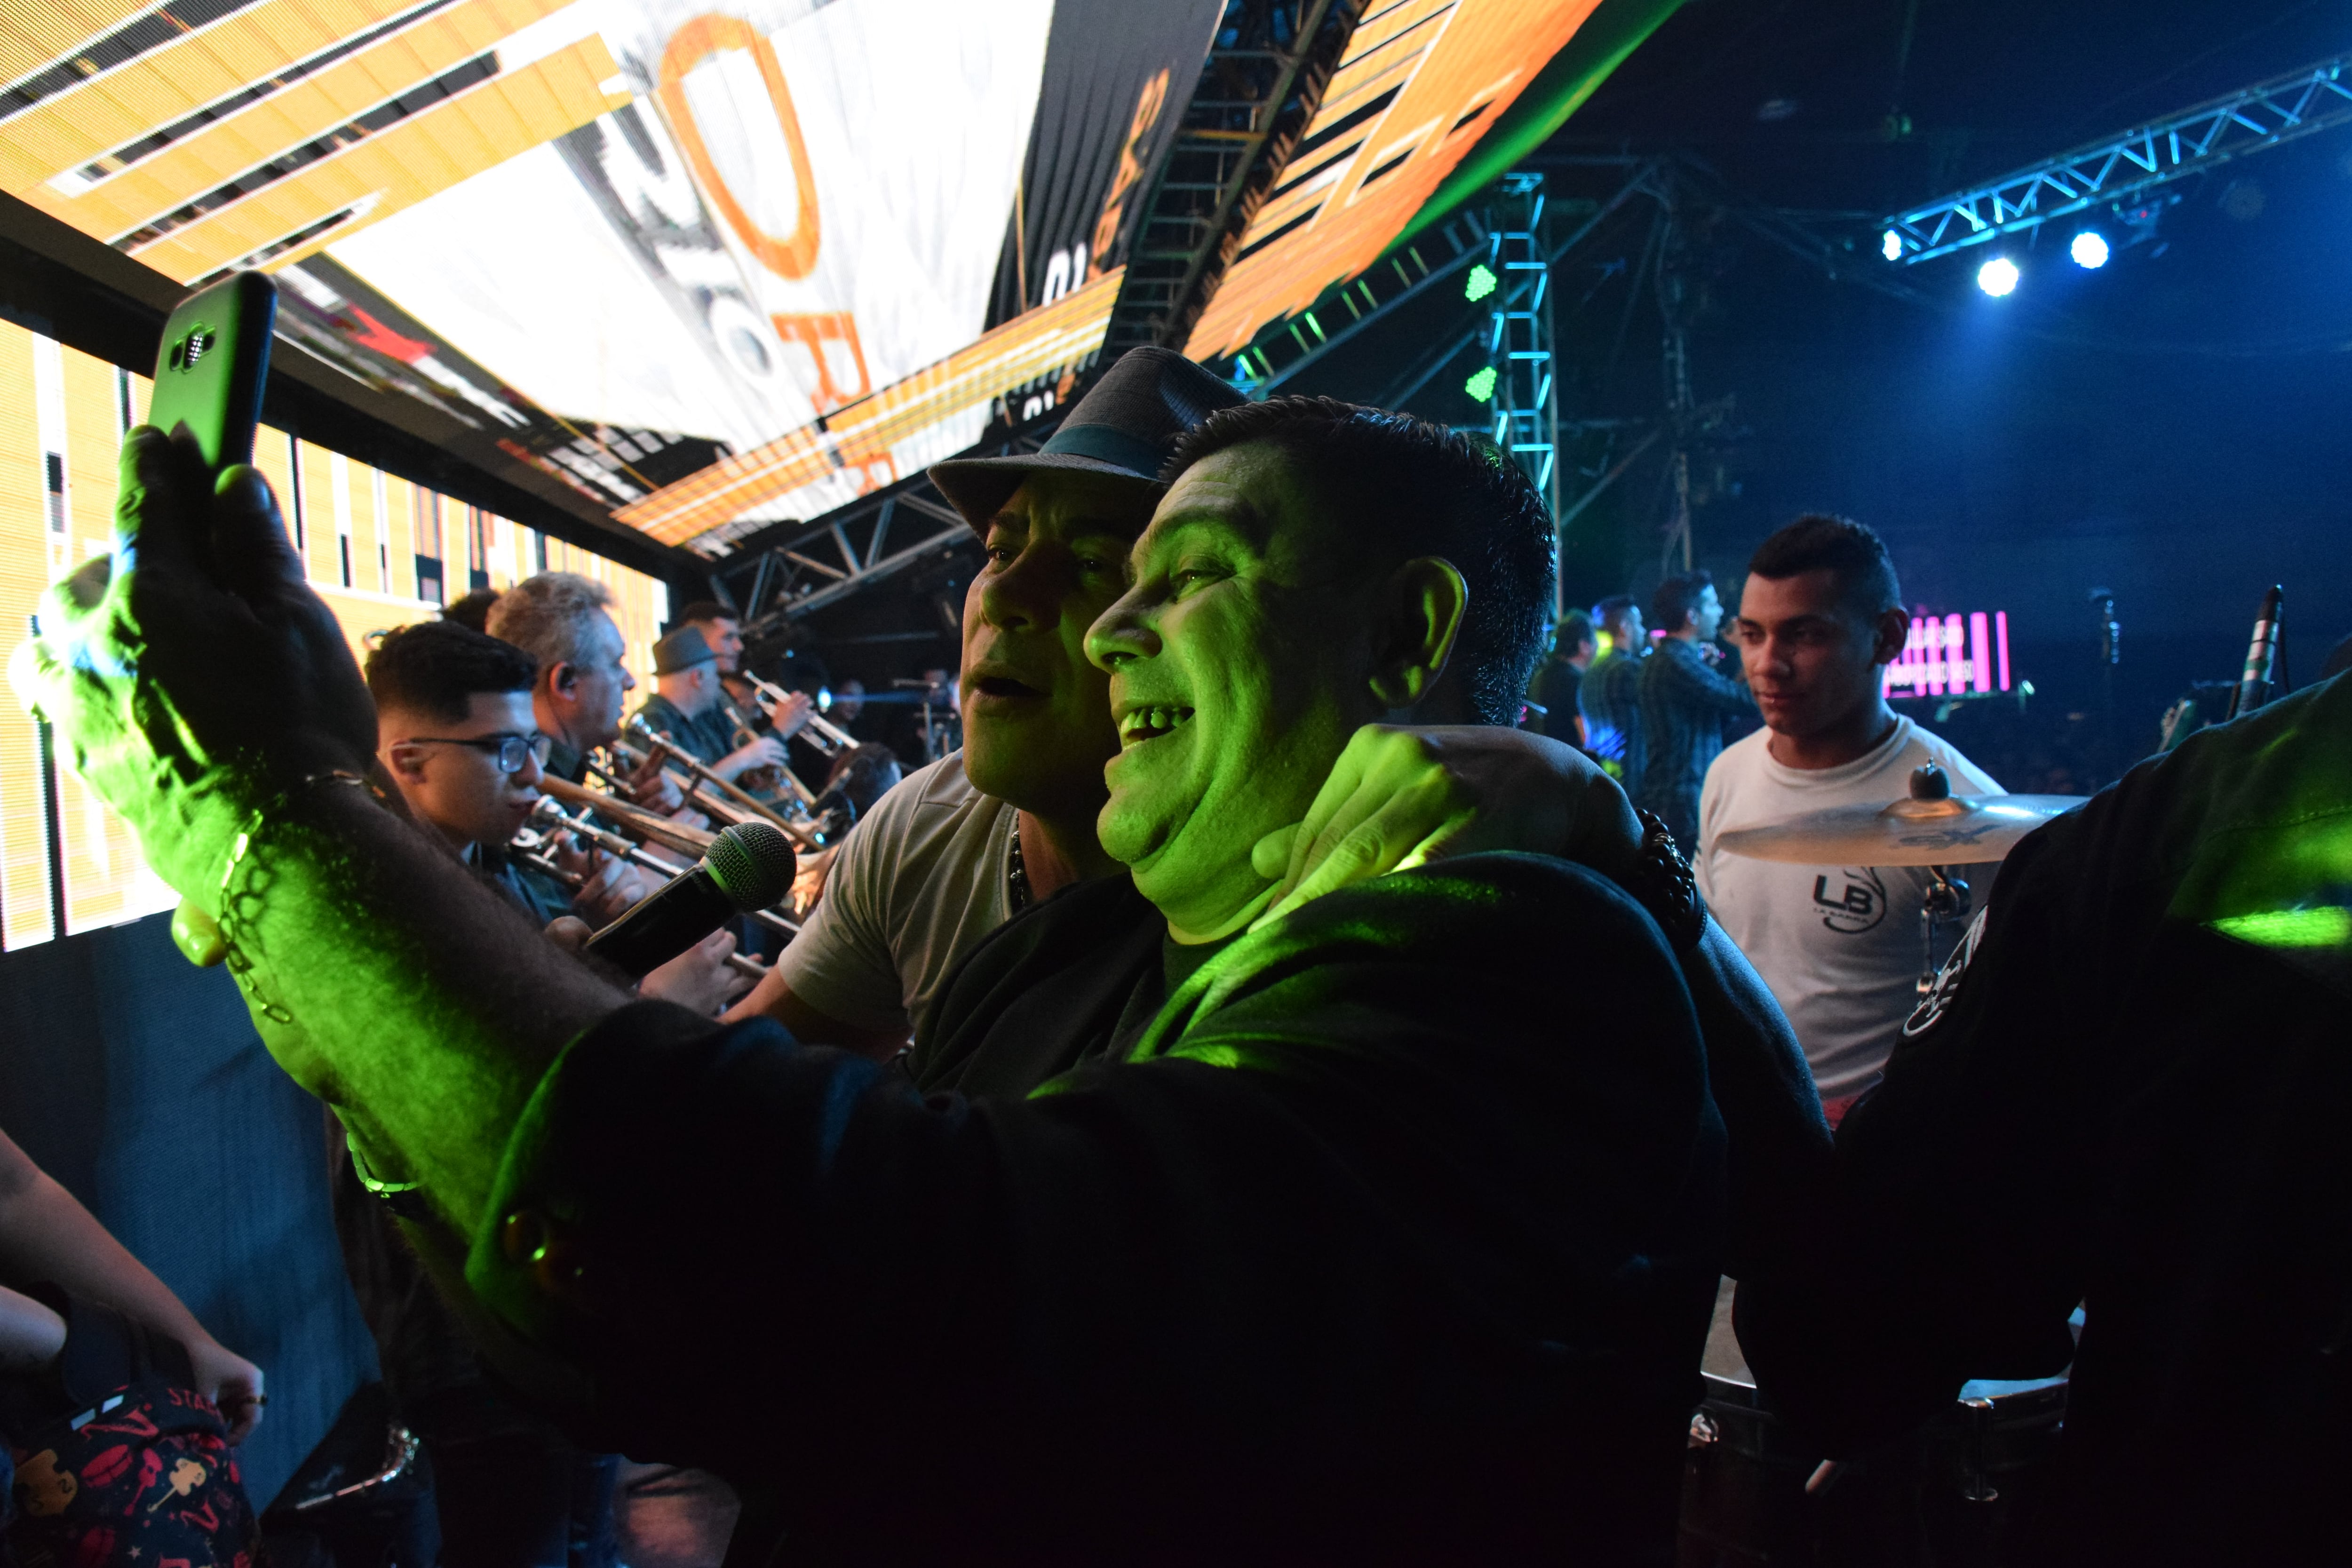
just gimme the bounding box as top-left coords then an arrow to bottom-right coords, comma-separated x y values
1733,818 -> 2099,1453
465,855 -> 1734,1544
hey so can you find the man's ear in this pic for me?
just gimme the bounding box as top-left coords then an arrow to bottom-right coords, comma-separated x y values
1367,557 -> 1468,710
1872,605 -> 1911,667
548,659 -> 577,697
382,739 -> 428,786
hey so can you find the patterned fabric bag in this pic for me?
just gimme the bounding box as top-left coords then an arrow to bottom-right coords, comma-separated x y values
1,1290 -> 262,1568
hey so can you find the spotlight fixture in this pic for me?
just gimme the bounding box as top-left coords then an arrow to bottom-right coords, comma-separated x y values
1976,256 -> 2020,297
1881,229 -> 1903,262
2069,230 -> 2110,270
1463,263 -> 1498,302
1464,365 -> 1497,403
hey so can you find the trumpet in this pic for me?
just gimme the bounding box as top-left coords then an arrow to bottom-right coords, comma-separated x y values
744,672 -> 861,758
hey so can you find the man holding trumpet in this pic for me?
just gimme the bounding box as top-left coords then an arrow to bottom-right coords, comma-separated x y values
635,626 -> 810,787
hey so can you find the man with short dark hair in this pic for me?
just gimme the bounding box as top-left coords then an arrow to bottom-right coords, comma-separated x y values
370,621 -> 627,927
1529,608 -> 1595,746
1700,515 -> 2000,1114
1581,593 -> 1646,788
441,587 -> 501,634
1737,663 -> 2352,1565
1637,569 -> 1752,849
28,411 -> 1823,1562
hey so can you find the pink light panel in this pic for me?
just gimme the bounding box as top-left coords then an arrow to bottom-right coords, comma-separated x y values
1883,610 -> 2012,699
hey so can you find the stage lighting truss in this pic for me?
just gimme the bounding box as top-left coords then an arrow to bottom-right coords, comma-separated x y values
708,410 -> 1071,634
1211,209 -> 1495,394
1103,0 -> 1362,356
1482,172 -> 1558,504
1878,51 -> 2352,265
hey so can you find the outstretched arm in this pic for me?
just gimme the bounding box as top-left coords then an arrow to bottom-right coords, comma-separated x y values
0,1130 -> 267,1440
15,429 -> 624,1236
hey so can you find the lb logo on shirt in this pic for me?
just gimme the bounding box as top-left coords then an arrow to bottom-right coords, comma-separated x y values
1812,867 -> 1887,933
1904,907 -> 1989,1038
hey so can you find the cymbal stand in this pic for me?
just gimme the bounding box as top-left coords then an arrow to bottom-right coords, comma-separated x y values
1918,866 -> 1972,997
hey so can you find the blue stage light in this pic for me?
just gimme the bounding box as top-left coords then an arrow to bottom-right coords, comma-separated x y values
1977,256 -> 2020,297
1882,229 -> 1902,262
2070,231 -> 2110,269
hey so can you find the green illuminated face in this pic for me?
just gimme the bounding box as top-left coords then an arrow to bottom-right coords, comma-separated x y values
1086,443 -> 1390,940
961,470 -> 1155,820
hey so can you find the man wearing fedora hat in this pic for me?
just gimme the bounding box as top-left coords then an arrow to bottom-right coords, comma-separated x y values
635,624 -> 803,786
730,347 -> 1625,1053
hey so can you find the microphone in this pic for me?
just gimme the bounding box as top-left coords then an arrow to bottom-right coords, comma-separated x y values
2226,585 -> 2285,720
583,820 -> 795,978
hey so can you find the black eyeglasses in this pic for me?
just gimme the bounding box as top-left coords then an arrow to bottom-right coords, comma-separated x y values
398,732 -> 553,773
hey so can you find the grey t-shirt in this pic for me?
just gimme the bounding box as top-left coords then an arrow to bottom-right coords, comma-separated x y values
771,752 -> 1017,1038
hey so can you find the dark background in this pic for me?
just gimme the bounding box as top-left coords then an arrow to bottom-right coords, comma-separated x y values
803,0 -> 2352,790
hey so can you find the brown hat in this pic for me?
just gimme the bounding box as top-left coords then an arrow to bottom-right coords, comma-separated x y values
930,346 -> 1248,534
652,625 -> 717,675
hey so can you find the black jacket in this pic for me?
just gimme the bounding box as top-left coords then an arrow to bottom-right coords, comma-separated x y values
466,854 -> 1727,1563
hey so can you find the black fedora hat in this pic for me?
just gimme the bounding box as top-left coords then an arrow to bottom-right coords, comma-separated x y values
930,347 -> 1247,533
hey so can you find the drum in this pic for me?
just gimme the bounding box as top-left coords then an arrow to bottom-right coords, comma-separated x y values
1679,1281 -> 2070,1568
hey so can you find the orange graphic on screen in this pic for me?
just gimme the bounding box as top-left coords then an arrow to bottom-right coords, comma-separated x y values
658,13 -> 823,281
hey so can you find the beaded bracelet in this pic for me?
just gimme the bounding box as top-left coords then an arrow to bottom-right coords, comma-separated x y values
347,1131 -> 433,1220
1622,808 -> 1709,955
215,768 -> 373,1026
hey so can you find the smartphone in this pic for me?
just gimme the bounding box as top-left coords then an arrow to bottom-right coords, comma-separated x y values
146,271 -> 277,475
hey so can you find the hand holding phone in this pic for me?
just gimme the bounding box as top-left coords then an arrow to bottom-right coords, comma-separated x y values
146,271 -> 277,477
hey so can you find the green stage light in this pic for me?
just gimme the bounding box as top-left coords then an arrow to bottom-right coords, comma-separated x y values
1463,263 -> 1498,302
1464,365 -> 1497,402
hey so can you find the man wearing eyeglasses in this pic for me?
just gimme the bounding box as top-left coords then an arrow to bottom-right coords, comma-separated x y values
369,621 -> 633,928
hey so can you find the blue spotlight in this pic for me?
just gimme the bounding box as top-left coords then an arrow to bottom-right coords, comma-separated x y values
2069,230 -> 2110,269
1881,228 -> 1902,262
1976,256 -> 2020,297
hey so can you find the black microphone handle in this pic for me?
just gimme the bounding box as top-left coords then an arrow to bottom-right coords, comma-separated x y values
583,865 -> 743,978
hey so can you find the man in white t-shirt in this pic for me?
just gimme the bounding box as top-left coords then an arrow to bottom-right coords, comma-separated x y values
1699,515 -> 2001,1119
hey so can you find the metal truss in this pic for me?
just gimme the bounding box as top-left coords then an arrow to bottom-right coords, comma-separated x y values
1104,0 -> 1361,354
1881,51 -> 2352,264
1483,173 -> 1558,516
1210,211 -> 1490,394
712,412 -> 1068,634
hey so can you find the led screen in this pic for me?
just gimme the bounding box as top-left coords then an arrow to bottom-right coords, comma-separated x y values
0,320 -> 667,949
4,0 -> 1222,552
5,0 -> 1645,557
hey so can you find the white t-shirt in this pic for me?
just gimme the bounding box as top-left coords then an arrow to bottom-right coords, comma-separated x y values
771,752 -> 1017,1038
1697,716 -> 2002,1102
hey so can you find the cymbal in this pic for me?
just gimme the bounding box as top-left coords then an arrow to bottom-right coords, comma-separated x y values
1715,766 -> 2085,866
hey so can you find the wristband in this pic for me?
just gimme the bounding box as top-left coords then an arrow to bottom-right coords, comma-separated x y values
216,769 -> 374,1024
1620,809 -> 1708,955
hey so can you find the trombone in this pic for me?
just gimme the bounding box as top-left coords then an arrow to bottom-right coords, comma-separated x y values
526,792 -> 800,942
512,831 -> 779,980
615,716 -> 833,852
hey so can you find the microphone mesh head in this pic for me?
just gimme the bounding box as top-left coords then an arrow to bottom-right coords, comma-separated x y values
705,821 -> 796,911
